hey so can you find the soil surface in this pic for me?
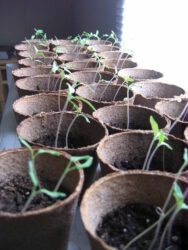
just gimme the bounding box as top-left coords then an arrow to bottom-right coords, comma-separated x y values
97,203 -> 187,250
34,133 -> 91,148
110,122 -> 149,130
114,157 -> 166,171
0,174 -> 68,213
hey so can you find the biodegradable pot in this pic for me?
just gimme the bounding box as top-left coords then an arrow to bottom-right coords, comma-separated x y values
62,60 -> 100,72
13,93 -> 82,123
118,68 -> 163,83
155,99 -> 188,140
69,70 -> 116,85
16,75 -> 68,97
133,82 -> 185,109
93,104 -> 170,134
17,112 -> 108,190
87,40 -> 112,46
87,45 -> 119,53
15,43 -> 48,52
185,127 -> 188,141
54,45 -> 85,54
18,57 -> 61,67
76,84 -> 135,115
102,59 -> 137,73
0,148 -> 84,250
18,50 -> 56,59
99,51 -> 132,60
81,171 -> 188,250
58,53 -> 90,63
49,39 -> 74,49
97,131 -> 187,176
12,67 -> 52,81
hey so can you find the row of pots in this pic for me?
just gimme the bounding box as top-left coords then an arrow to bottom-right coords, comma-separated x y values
0,36 -> 187,249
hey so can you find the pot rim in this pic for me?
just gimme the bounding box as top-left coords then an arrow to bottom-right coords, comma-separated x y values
96,130 -> 188,173
16,111 -> 108,153
0,147 -> 84,218
93,104 -> 171,133
76,83 -> 135,106
80,170 -> 188,250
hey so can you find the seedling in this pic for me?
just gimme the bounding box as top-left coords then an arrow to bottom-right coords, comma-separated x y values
142,116 -> 172,171
113,76 -> 134,129
124,149 -> 188,250
103,30 -> 119,45
19,137 -> 92,213
55,83 -> 96,148
31,28 -> 47,41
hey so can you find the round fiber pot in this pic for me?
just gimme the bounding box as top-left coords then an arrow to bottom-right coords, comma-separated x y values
156,99 -> 188,140
12,67 -> 52,81
18,50 -> 56,59
58,53 -> 90,63
87,45 -> 119,53
0,148 -> 84,250
16,75 -> 68,97
81,171 -> 188,250
15,43 -> 48,52
87,40 -> 112,46
99,51 -> 132,60
49,39 -> 74,49
18,57 -> 61,67
62,60 -> 99,72
133,82 -> 185,109
97,131 -> 187,176
76,84 -> 135,115
185,127 -> 188,141
13,93 -> 82,123
54,45 -> 85,54
17,112 -> 108,190
102,59 -> 137,73
93,104 -> 170,134
69,70 -> 116,85
118,68 -> 163,83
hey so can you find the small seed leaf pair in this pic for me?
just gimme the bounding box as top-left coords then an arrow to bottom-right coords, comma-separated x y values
173,182 -> 188,210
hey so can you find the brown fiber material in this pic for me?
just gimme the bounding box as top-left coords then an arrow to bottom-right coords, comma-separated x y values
15,43 -> 48,52
58,53 -> 91,63
102,59 -> 137,73
93,104 -> 170,134
17,112 -> 108,190
80,171 -> 188,250
62,60 -> 100,72
18,50 -> 56,59
13,93 -> 82,123
155,99 -> 188,140
97,131 -> 187,176
87,45 -> 119,53
16,75 -> 68,97
185,127 -> 188,141
18,57 -> 61,67
87,40 -> 112,46
0,148 -> 84,250
133,82 -> 185,109
54,45 -> 85,54
76,84 -> 135,115
69,70 -> 116,85
12,67 -> 52,81
118,68 -> 163,83
99,51 -> 132,60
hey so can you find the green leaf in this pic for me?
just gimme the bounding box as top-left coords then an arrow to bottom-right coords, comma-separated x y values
70,155 -> 93,170
183,148 -> 188,162
75,96 -> 96,111
78,114 -> 90,123
28,160 -> 38,188
40,189 -> 66,199
125,77 -> 134,84
158,130 -> 165,144
161,142 -> 173,150
67,83 -> 75,95
36,149 -> 61,157
150,116 -> 159,137
173,182 -> 188,210
52,61 -> 59,74
69,100 -> 81,113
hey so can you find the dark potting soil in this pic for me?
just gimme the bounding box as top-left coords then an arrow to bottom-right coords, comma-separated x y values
97,203 -> 187,250
110,122 -> 149,130
114,157 -> 169,172
0,174 -> 68,213
34,133 -> 91,148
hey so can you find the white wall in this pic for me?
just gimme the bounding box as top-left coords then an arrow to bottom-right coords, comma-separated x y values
122,0 -> 188,92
